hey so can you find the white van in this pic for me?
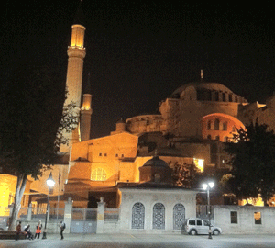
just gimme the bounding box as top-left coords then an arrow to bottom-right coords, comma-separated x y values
183,218 -> 222,235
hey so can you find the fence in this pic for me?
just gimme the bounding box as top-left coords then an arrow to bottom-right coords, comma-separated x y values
196,205 -> 214,220
104,208 -> 119,221
71,208 -> 97,220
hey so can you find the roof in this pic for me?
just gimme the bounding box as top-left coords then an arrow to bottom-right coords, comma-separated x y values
142,155 -> 169,168
118,182 -> 198,191
171,82 -> 235,98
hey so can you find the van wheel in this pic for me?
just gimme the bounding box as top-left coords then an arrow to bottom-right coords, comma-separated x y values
189,229 -> 197,235
213,229 -> 220,235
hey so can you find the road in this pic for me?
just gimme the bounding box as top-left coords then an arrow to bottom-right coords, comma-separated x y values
1,233 -> 275,248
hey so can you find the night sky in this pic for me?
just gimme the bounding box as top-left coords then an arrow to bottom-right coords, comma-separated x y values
1,1 -> 274,138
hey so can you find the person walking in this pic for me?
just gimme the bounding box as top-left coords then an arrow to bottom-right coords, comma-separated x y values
15,221 -> 22,241
59,220 -> 66,240
34,220 -> 42,239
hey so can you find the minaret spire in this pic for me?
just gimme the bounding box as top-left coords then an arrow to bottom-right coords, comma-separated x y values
60,3 -> 86,152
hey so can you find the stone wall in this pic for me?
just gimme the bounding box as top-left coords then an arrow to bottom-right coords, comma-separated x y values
214,206 -> 275,234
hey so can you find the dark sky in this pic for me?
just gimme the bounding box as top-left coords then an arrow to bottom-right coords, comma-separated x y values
1,1 -> 274,138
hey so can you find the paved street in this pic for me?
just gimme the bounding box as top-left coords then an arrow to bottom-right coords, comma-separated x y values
1,233 -> 275,248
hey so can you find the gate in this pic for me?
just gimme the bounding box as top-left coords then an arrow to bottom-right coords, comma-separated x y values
71,208 -> 97,233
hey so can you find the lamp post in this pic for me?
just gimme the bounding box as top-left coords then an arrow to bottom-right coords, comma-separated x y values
42,172 -> 55,239
203,182 -> 214,239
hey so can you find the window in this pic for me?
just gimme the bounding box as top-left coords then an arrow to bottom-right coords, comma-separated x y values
222,93 -> 226,101
104,153 -> 107,157
230,211 -> 237,224
207,135 -> 212,140
215,136 -> 220,141
91,168 -> 106,181
229,94 -> 233,102
132,203 -> 145,229
153,203 -> 165,230
197,219 -> 202,226
207,120 -> 212,130
115,154 -> 118,157
203,220 -> 210,226
214,118 -> 220,130
254,212 -> 261,224
99,153 -> 102,156
214,92 -> 219,101
189,219 -> 195,225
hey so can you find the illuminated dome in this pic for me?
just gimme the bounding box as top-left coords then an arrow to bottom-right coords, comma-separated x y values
171,82 -> 234,97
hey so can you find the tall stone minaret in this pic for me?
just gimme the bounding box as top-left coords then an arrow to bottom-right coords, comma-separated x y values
80,73 -> 93,141
61,4 -> 86,153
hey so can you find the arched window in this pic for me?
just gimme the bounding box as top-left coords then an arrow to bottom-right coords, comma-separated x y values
207,120 -> 212,130
91,168 -> 106,181
173,204 -> 185,230
153,203 -> 165,230
132,203 -> 145,229
214,118 -> 220,130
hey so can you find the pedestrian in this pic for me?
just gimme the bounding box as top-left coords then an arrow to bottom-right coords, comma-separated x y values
34,220 -> 42,239
15,221 -> 22,241
59,220 -> 66,240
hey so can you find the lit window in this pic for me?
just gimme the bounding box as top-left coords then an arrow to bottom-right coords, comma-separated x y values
91,168 -> 106,181
230,211 -> 237,224
214,118 -> 220,130
254,212 -> 261,224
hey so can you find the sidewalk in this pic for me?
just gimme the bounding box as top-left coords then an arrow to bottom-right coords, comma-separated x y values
36,233 -> 275,243
2,232 -> 275,244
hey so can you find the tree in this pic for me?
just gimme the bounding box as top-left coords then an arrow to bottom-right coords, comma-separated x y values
225,122 -> 275,206
171,162 -> 203,188
0,65 -> 76,230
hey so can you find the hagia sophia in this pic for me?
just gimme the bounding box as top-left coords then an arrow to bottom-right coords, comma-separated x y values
1,4 -> 275,215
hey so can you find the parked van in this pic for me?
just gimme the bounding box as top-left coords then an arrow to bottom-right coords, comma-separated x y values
183,218 -> 222,235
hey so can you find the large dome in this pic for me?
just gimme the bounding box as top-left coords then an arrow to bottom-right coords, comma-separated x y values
171,82 -> 235,98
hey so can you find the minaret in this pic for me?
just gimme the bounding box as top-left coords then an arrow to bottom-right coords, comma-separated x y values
80,73 -> 93,141
61,3 -> 86,152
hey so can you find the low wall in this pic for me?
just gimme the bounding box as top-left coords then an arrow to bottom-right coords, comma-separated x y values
214,206 -> 275,234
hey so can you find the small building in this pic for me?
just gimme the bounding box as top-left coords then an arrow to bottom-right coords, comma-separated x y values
118,155 -> 198,232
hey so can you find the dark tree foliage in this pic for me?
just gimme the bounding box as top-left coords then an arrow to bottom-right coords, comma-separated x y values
171,162 -> 204,188
225,122 -> 275,206
0,65 -> 68,229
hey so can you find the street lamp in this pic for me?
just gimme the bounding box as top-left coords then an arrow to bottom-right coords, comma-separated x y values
42,172 -> 55,239
203,182 -> 214,239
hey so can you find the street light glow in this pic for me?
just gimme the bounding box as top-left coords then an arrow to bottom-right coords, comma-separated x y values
46,172 -> 55,187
